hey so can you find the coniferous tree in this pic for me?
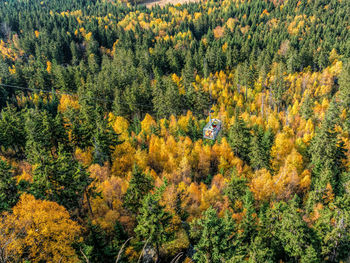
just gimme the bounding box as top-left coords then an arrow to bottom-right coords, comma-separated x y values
309,101 -> 345,194
135,185 -> 172,261
0,160 -> 18,212
123,165 -> 154,214
190,207 -> 236,262
0,105 -> 26,155
228,113 -> 251,163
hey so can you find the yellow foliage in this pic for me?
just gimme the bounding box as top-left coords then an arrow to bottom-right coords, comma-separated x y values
250,169 -> 274,201
58,94 -> 80,112
110,114 -> 129,141
46,61 -> 52,74
8,65 -> 16,74
222,42 -> 228,52
85,32 -> 93,41
270,127 -> 294,171
74,147 -> 93,166
141,113 -> 156,133
0,194 -> 81,263
34,30 -> 40,38
111,141 -> 136,176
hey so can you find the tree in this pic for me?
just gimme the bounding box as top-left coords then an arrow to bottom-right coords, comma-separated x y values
92,116 -> 123,165
339,61 -> 350,132
0,105 -> 26,155
0,160 -> 17,212
224,169 -> 247,210
309,103 -> 345,193
264,196 -> 319,263
24,108 -> 64,164
312,197 -> 350,262
134,184 -> 172,262
123,165 -> 154,214
82,221 -> 128,263
249,127 -> 274,171
228,113 -> 251,163
190,207 -> 236,263
0,194 -> 81,263
30,147 -> 92,212
270,62 -> 287,112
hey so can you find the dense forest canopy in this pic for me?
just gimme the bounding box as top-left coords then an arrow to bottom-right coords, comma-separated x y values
0,0 -> 350,262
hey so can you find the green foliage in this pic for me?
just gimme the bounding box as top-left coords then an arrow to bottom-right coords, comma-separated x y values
249,127 -> 274,171
82,221 -> 128,263
135,186 -> 172,259
30,146 -> 92,211
1,0 -> 350,261
190,207 -> 236,263
0,105 -> 26,155
224,169 -> 247,210
0,160 -> 18,211
228,113 -> 251,163
123,165 -> 154,214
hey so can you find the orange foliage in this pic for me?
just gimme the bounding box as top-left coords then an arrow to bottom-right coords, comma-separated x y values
213,26 -> 224,39
0,194 -> 81,263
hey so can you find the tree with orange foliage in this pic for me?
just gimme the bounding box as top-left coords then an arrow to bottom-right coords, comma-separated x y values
0,194 -> 81,263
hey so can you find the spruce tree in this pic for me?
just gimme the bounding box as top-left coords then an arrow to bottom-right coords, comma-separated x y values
0,160 -> 18,212
135,186 -> 172,261
191,207 -> 236,263
228,112 -> 251,163
123,165 -> 154,214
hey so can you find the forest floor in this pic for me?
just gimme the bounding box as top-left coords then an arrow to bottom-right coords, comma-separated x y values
142,0 -> 200,8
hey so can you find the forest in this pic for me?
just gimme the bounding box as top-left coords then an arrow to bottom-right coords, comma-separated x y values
0,0 -> 350,262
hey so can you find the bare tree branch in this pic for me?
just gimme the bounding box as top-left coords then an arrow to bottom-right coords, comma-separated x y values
80,247 -> 89,263
115,237 -> 133,263
137,237 -> 151,263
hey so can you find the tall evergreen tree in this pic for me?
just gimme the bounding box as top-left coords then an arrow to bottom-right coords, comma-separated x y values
0,160 -> 18,212
135,185 -> 172,262
228,113 -> 251,163
190,207 -> 236,263
123,165 -> 154,214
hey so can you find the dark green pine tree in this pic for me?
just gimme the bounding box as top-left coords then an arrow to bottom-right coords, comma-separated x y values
249,127 -> 272,171
25,108 -> 91,211
339,61 -> 350,132
311,197 -> 350,262
228,112 -> 251,163
271,196 -> 318,263
24,108 -> 55,164
224,169 -> 247,211
339,61 -> 350,108
0,160 -> 18,212
247,236 -> 275,263
163,77 -> 181,117
92,117 -> 123,165
185,83 -> 211,119
309,100 -> 345,194
123,165 -> 154,214
82,221 -> 128,263
190,207 -> 236,263
0,105 -> 26,155
249,129 -> 268,170
182,50 -> 196,86
300,94 -> 314,120
229,190 -> 257,262
134,184 -> 172,262
30,146 -> 92,212
271,63 -> 287,112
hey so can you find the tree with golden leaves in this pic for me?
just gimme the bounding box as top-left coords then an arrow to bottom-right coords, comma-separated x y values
0,194 -> 81,263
